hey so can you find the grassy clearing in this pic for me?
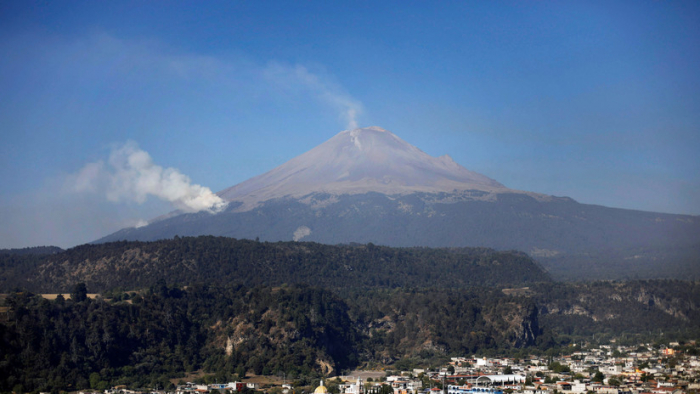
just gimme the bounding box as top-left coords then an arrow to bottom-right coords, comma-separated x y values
40,293 -> 100,300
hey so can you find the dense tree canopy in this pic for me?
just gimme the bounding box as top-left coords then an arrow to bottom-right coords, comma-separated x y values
1,280 -> 699,392
0,237 -> 550,293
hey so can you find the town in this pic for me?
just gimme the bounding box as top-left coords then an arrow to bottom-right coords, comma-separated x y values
96,341 -> 699,394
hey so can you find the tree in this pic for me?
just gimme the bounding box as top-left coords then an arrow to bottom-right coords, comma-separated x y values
236,365 -> 247,379
327,381 -> 341,394
548,362 -> 570,374
592,372 -> 604,383
89,373 -> 101,389
379,385 -> 393,394
71,283 -> 88,302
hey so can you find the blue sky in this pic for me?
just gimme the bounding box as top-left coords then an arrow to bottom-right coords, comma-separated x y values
1,1 -> 699,248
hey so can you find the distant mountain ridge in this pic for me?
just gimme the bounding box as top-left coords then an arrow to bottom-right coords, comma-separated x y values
0,246 -> 64,255
97,126 -> 700,281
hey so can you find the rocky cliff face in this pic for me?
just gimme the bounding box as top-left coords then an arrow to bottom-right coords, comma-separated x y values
349,289 -> 543,363
206,287 -> 546,369
534,281 -> 700,337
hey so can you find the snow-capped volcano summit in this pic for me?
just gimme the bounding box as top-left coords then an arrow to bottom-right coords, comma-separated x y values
219,126 -> 510,210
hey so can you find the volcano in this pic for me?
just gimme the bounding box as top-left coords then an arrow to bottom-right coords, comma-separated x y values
96,126 -> 700,281
218,126 -> 510,210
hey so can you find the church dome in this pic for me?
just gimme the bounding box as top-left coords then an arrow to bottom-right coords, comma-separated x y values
314,380 -> 328,394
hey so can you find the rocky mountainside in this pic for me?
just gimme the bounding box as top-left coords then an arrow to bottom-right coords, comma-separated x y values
0,284 -> 547,391
529,280 -> 700,344
3,280 -> 700,392
96,127 -> 700,281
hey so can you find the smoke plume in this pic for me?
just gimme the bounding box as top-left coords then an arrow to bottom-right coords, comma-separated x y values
292,226 -> 312,241
71,141 -> 227,214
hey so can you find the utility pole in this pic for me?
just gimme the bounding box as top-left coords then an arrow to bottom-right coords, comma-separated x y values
442,372 -> 445,394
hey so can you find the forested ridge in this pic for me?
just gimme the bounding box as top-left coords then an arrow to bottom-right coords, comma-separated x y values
0,246 -> 63,256
0,236 -> 549,292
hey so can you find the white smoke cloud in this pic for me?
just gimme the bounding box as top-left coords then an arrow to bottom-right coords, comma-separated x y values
69,141 -> 227,214
264,62 -> 363,130
292,225 -> 312,241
